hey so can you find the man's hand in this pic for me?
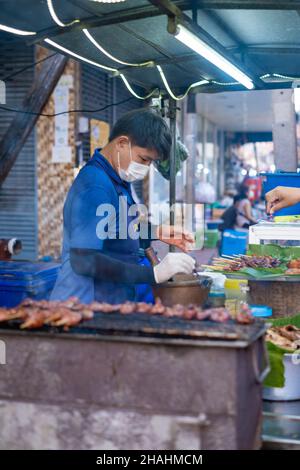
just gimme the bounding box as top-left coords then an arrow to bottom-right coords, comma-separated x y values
153,253 -> 196,284
157,224 -> 195,252
266,186 -> 300,214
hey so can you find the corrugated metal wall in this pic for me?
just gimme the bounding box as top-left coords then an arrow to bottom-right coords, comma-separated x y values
81,64 -> 143,160
81,64 -> 144,200
0,37 -> 37,260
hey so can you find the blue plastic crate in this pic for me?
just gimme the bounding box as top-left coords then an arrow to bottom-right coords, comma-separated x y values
262,171 -> 300,215
220,230 -> 248,257
0,261 -> 60,307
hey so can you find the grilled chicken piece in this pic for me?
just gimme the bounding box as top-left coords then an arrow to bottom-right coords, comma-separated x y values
276,325 -> 300,342
207,308 -> 230,323
20,309 -> 50,329
136,302 -> 152,314
266,329 -> 295,350
19,298 -> 36,308
52,311 -> 82,327
80,308 -> 94,320
43,307 -> 71,325
151,298 -> 165,315
196,310 -> 211,321
119,302 -> 136,315
60,297 -> 80,309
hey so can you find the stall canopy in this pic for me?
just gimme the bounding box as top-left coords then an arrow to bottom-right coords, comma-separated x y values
1,0 -> 300,98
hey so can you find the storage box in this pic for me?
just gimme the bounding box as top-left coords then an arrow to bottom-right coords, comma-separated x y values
262,172 -> 300,216
0,261 -> 60,307
220,230 -> 248,256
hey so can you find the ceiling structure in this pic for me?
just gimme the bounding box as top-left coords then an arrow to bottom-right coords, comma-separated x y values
0,0 -> 300,99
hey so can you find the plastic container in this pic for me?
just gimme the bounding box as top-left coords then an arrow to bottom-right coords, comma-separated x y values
250,305 -> 272,318
204,229 -> 219,248
224,279 -> 248,302
262,171 -> 300,216
0,261 -> 60,307
220,229 -> 248,257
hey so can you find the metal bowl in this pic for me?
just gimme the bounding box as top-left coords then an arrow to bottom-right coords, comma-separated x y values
263,353 -> 300,401
153,274 -> 212,307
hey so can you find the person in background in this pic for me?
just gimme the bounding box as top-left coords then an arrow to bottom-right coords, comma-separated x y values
234,186 -> 257,230
266,186 -> 300,214
220,189 -> 236,208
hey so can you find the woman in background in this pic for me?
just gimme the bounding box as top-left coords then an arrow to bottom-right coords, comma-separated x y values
235,186 -> 257,230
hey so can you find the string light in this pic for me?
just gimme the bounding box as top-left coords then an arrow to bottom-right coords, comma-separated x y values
44,38 -> 117,72
46,0 -> 79,27
156,65 -> 208,101
89,1 -> 126,3
119,74 -> 158,100
83,29 -> 153,67
90,0 -> 126,3
0,24 -> 36,35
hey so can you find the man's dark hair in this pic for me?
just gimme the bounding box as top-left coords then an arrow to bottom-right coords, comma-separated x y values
109,108 -> 172,161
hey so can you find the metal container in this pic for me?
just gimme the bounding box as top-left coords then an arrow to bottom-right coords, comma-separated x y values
263,353 -> 300,401
153,274 -> 212,307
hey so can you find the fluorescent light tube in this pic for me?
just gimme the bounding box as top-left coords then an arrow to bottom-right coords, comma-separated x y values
174,24 -> 254,90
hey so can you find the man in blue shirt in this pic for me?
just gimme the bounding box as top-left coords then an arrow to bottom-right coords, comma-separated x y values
51,109 -> 195,304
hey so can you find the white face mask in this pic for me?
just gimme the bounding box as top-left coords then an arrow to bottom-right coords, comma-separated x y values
118,141 -> 150,182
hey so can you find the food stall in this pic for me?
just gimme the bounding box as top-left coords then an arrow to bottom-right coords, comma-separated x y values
0,297 -> 266,450
1,0 -> 300,452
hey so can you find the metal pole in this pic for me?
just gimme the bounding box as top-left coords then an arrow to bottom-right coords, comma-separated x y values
168,97 -> 177,252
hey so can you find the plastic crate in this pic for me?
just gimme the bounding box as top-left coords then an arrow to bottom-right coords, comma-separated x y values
0,261 -> 60,307
220,230 -> 248,257
262,171 -> 300,215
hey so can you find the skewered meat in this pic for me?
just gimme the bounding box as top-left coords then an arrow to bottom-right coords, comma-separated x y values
196,310 -> 212,321
207,308 -> 230,323
60,297 -> 80,309
20,309 -> 50,329
182,304 -> 199,320
150,298 -> 165,315
90,302 -> 120,313
80,308 -> 94,320
0,295 -> 254,330
207,254 -> 282,273
52,311 -> 82,328
44,307 -> 72,325
235,304 -> 254,324
119,302 -> 136,315
136,302 -> 153,313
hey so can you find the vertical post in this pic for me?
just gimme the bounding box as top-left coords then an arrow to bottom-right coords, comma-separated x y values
271,89 -> 297,171
185,95 -> 197,229
202,116 -> 207,181
169,97 -> 177,252
217,130 -> 225,198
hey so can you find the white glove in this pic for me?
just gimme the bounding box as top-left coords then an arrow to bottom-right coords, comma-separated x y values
153,253 -> 196,284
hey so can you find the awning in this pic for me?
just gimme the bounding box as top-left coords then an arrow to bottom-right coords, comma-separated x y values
1,0 -> 300,98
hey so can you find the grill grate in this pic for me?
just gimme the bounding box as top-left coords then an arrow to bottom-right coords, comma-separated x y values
0,310 -> 266,343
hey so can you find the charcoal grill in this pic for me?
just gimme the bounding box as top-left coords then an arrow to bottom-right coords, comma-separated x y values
0,310 -> 268,450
